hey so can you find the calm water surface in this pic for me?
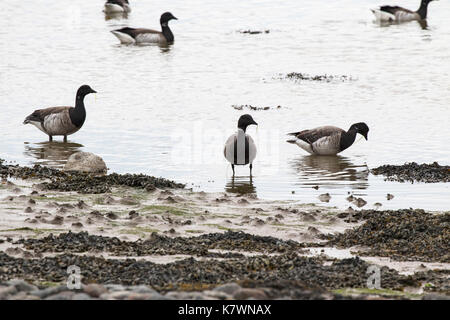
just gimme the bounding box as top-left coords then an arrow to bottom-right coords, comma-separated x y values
1,0 -> 449,210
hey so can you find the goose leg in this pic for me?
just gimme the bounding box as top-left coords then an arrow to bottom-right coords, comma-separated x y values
231,164 -> 235,176
49,135 -> 53,142
63,135 -> 67,143
250,164 -> 253,177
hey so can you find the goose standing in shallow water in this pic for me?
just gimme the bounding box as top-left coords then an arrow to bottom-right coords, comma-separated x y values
111,12 -> 177,45
23,85 -> 96,142
104,0 -> 131,14
224,115 -> 258,176
371,0 -> 437,22
287,123 -> 369,156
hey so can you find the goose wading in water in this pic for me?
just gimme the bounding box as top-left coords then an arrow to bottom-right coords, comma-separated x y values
371,0 -> 437,22
287,122 -> 369,156
111,12 -> 177,45
23,85 -> 96,142
104,0 -> 131,14
224,114 -> 258,176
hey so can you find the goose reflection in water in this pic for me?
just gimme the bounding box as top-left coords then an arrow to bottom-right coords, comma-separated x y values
23,141 -> 84,168
290,155 -> 369,190
225,176 -> 256,195
104,12 -> 129,21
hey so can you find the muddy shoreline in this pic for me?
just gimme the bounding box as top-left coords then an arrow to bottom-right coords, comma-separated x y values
0,160 -> 448,299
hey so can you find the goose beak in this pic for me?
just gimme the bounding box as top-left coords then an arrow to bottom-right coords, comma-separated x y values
91,89 -> 97,94
172,16 -> 178,20
363,133 -> 368,140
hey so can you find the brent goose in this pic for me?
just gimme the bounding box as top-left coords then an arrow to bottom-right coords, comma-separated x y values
104,0 -> 131,14
23,85 -> 96,142
287,122 -> 369,155
111,12 -> 177,45
371,0 -> 437,22
224,115 -> 258,176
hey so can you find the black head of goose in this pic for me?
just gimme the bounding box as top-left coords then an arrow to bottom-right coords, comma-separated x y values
23,85 -> 96,142
371,0 -> 437,22
224,114 -> 258,176
104,0 -> 131,14
111,12 -> 178,45
287,122 -> 369,156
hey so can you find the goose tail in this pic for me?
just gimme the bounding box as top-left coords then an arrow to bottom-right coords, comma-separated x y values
111,30 -> 135,44
371,8 -> 395,21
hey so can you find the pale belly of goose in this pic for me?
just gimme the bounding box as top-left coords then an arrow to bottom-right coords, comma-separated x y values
311,135 -> 341,155
224,132 -> 257,165
135,33 -> 165,44
41,113 -> 81,136
395,11 -> 420,22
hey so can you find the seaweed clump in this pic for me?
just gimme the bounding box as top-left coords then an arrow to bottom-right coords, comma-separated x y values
0,159 -> 184,193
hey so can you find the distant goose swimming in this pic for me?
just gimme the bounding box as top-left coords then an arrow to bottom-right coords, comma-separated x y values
371,0 -> 436,22
224,114 -> 258,176
287,123 -> 369,156
104,0 -> 131,14
23,85 -> 96,142
111,12 -> 177,45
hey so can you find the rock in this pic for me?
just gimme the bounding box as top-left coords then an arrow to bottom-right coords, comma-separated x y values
104,291 -> 133,300
0,286 -> 18,299
64,152 -> 107,174
104,284 -> 126,292
10,292 -> 41,300
84,283 -> 107,298
48,215 -> 64,225
45,291 -> 75,300
213,283 -> 241,295
422,294 -> 450,300
30,285 -> 67,299
202,290 -> 232,300
126,293 -> 167,300
318,193 -> 331,203
165,291 -> 206,300
353,197 -> 367,208
233,288 -> 268,300
72,293 -> 92,300
128,285 -> 157,294
6,279 -> 38,292
387,194 -> 394,200
106,212 -> 119,220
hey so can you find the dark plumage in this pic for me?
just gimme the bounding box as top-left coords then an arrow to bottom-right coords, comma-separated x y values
287,122 -> 369,155
23,85 -> 96,142
224,114 -> 258,176
111,12 -> 177,45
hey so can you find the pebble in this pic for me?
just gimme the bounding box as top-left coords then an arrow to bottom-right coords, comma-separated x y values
84,283 -> 107,298
6,279 -> 38,292
30,285 -> 67,299
72,293 -> 92,300
45,291 -> 75,300
213,283 -> 242,295
233,288 -> 268,300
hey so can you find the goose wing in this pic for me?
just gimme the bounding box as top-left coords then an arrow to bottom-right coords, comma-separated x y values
24,106 -> 71,124
288,126 -> 344,145
114,27 -> 161,38
379,6 -> 412,15
379,5 -> 419,20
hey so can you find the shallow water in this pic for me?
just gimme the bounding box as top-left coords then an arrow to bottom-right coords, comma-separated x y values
1,0 -> 449,210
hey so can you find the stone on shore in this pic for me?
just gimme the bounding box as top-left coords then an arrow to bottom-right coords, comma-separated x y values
64,152 -> 107,174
